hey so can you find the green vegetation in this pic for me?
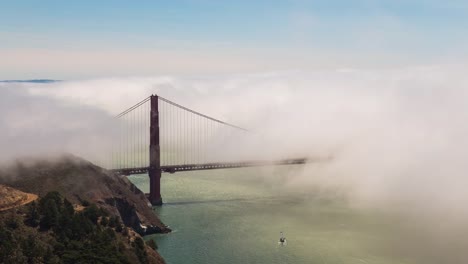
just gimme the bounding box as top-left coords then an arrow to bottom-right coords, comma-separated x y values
0,192 -> 152,264
145,239 -> 158,250
133,237 -> 148,264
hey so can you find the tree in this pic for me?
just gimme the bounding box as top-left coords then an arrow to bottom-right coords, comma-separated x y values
0,227 -> 14,262
133,237 -> 148,264
40,199 -> 59,230
101,217 -> 109,226
39,192 -> 62,212
25,201 -> 40,227
21,234 -> 46,263
83,204 -> 99,224
63,198 -> 75,216
5,215 -> 19,230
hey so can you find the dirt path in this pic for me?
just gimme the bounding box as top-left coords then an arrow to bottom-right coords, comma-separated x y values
0,193 -> 38,212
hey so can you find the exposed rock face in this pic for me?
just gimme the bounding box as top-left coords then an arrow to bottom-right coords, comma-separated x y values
0,184 -> 37,211
0,154 -> 170,235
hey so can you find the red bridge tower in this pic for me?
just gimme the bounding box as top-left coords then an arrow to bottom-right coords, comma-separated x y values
149,95 -> 162,205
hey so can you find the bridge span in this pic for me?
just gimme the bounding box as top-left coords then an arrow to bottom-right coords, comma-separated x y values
112,158 -> 308,175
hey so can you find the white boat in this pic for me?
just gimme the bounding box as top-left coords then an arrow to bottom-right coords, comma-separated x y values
279,232 -> 287,246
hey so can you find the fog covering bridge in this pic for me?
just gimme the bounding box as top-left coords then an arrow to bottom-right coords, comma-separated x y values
110,95 -> 309,205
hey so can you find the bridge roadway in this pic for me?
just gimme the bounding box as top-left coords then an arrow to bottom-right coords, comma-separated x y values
111,158 -> 309,176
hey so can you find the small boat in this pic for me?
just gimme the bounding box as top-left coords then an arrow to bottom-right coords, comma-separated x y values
279,232 -> 287,246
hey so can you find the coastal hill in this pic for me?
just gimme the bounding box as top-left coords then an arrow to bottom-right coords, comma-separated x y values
0,154 -> 170,263
0,154 -> 170,235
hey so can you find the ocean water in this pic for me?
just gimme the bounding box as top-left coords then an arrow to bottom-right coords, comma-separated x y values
129,166 -> 416,264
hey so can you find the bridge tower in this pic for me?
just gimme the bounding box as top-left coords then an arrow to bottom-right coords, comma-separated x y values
149,95 -> 162,205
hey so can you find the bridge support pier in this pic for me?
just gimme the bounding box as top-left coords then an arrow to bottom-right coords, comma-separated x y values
149,95 -> 163,206
148,168 -> 162,206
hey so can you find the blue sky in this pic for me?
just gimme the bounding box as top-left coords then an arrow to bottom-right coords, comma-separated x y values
1,0 -> 468,79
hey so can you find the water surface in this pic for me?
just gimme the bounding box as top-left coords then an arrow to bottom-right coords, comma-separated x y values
129,167 -> 415,264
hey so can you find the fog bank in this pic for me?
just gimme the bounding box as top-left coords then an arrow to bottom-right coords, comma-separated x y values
1,65 -> 468,219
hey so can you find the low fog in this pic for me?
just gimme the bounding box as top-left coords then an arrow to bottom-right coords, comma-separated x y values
2,65 -> 468,262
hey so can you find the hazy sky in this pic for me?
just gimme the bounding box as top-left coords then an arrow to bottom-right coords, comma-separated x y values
2,0 -> 468,79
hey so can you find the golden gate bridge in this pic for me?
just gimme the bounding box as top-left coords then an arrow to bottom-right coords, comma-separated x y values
109,95 -> 311,205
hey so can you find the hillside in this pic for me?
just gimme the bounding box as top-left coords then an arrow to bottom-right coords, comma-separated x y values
0,154 -> 170,235
0,154 -> 171,263
0,191 -> 165,263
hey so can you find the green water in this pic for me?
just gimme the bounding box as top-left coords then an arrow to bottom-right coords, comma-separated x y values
129,167 -> 416,264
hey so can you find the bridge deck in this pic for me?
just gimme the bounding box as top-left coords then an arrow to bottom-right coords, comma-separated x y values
111,158 -> 309,175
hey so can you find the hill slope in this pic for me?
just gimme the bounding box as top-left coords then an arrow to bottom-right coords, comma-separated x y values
0,155 -> 170,234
